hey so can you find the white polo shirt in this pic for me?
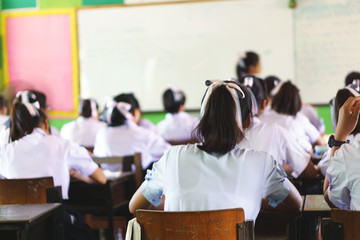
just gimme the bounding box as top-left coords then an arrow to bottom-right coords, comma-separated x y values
300,104 -> 325,135
260,110 -> 321,153
140,144 -> 290,221
0,128 -> 98,199
327,142 -> 360,210
241,117 -> 310,178
61,116 -> 106,147
94,121 -> 170,169
138,118 -> 158,134
157,112 -> 199,142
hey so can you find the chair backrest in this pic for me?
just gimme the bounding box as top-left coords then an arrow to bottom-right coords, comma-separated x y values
92,153 -> 143,188
0,177 -> 54,204
331,208 -> 360,240
135,208 -> 252,240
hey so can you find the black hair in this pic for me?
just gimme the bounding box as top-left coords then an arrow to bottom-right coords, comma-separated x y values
29,90 -> 47,110
264,76 -> 281,97
107,107 -> 127,127
240,76 -> 267,109
195,82 -> 252,154
334,88 -> 360,134
236,51 -> 260,80
345,72 -> 360,86
271,81 -> 302,116
10,101 -> 47,141
162,88 -> 186,114
80,99 -> 98,118
114,93 -> 139,113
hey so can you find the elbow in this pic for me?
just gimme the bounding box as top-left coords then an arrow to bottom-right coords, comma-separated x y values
129,199 -> 136,214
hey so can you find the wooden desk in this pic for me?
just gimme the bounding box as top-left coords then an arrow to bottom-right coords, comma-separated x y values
0,203 -> 63,240
301,194 -> 331,240
66,172 -> 136,240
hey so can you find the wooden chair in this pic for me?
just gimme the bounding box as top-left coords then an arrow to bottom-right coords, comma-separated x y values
0,177 -> 56,204
135,208 -> 254,240
322,209 -> 360,240
92,152 -> 143,188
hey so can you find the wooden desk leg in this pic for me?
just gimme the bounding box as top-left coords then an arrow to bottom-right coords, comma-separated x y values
19,226 -> 30,240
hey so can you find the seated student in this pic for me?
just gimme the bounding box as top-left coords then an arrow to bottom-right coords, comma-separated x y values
114,93 -> 157,133
157,88 -> 198,142
239,76 -> 318,179
323,96 -> 360,210
318,87 -> 360,176
345,71 -> 360,86
236,51 -> 261,80
129,80 -> 302,221
61,99 -> 106,148
93,98 -> 170,170
0,99 -> 106,199
260,81 -> 325,154
0,96 -> 8,131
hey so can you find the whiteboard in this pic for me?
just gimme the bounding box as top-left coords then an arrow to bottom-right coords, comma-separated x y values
295,0 -> 360,104
78,0 -> 294,111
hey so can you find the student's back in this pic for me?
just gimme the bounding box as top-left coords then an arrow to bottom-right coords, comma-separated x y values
157,88 -> 198,142
94,99 -> 169,169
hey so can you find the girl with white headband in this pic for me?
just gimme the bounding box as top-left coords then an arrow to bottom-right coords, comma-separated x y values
240,76 -> 319,179
61,99 -> 106,148
0,99 -> 106,200
260,81 -> 325,155
157,88 -> 199,143
93,97 -> 170,170
236,51 -> 261,80
129,80 -> 301,221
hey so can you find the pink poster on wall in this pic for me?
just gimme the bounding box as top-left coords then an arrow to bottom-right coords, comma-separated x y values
4,10 -> 79,117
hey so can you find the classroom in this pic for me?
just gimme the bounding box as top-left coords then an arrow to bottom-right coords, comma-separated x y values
0,0 -> 360,239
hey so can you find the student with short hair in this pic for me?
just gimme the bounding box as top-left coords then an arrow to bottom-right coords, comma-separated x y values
240,76 -> 318,179
236,51 -> 261,80
94,97 -> 170,170
129,80 -> 302,221
324,96 -> 360,210
260,81 -> 325,154
157,88 -> 198,142
61,99 -> 106,147
0,97 -> 106,199
345,71 -> 360,86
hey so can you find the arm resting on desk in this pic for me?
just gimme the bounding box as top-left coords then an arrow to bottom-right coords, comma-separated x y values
70,167 -> 106,185
262,182 -> 302,211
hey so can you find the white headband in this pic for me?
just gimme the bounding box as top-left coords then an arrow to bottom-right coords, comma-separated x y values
345,87 -> 360,97
170,88 -> 183,103
242,77 -> 259,116
238,53 -> 247,69
200,80 -> 245,130
270,81 -> 284,97
106,100 -> 133,125
16,91 -> 40,117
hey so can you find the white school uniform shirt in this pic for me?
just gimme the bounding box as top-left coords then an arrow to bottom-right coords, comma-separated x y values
156,112 -> 199,142
259,110 -> 321,153
326,141 -> 360,210
141,144 -> 290,221
60,116 -> 106,147
240,117 -> 310,178
93,120 -> 170,169
0,128 -> 99,199
318,133 -> 360,176
300,104 -> 325,135
138,118 -> 158,134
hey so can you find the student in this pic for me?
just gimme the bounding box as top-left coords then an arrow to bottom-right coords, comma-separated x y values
264,75 -> 281,108
324,96 -> 360,210
260,81 -> 325,154
114,93 -> 157,133
345,71 -> 360,86
0,95 -> 8,131
239,76 -> 318,179
318,87 -> 360,176
236,51 -> 261,80
61,99 -> 106,148
157,88 -> 198,142
129,80 -> 302,221
0,99 -> 106,199
93,98 -> 170,170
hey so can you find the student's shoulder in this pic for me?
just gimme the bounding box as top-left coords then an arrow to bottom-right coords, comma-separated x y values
233,145 -> 275,164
